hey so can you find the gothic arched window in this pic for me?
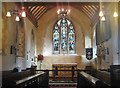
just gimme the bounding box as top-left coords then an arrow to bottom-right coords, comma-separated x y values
53,18 -> 75,54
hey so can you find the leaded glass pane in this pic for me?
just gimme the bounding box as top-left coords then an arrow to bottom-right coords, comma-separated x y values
68,24 -> 75,54
53,18 -> 75,54
53,25 -> 60,54
60,18 -> 68,54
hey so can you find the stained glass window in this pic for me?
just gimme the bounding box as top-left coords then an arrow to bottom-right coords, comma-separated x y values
53,18 -> 75,54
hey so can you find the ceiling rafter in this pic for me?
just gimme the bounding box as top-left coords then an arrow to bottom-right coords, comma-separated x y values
28,6 -> 32,9
19,2 -> 100,27
36,7 -> 48,20
33,6 -> 42,16
73,5 -> 92,20
84,6 -> 94,16
26,7 -> 38,27
29,6 -> 36,12
34,6 -> 44,18
90,10 -> 99,27
81,8 -> 92,19
31,6 -> 39,14
30,7 -> 38,14
31,6 -> 41,16
87,5 -> 96,13
23,2 -> 99,6
92,5 -> 99,11
82,7 -> 93,19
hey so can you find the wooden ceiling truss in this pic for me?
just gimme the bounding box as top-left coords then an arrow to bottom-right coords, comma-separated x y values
16,2 -> 100,27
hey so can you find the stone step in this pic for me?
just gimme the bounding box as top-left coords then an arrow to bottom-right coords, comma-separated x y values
49,82 -> 77,87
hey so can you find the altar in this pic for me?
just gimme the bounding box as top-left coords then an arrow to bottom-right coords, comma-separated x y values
52,63 -> 77,80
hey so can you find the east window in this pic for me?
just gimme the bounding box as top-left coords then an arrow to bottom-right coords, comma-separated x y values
53,18 -> 75,54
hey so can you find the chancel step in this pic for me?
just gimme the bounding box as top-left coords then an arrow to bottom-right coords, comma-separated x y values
49,81 -> 77,88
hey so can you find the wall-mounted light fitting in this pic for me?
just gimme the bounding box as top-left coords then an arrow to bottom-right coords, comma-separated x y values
6,7 -> 26,21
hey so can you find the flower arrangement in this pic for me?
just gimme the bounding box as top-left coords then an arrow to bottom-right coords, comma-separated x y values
37,54 -> 44,61
37,54 -> 44,69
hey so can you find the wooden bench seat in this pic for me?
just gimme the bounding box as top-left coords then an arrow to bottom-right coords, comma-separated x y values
2,71 -> 49,88
77,71 -> 110,88
110,65 -> 120,88
91,69 -> 110,86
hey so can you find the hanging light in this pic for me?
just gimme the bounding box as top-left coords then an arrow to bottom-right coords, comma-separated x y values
6,11 -> 11,17
101,16 -> 106,21
99,0 -> 104,17
21,11 -> 26,17
99,10 -> 104,17
113,11 -> 118,17
62,8 -> 64,11
15,16 -> 20,21
67,9 -> 70,14
21,7 -> 26,17
6,7 -> 26,21
57,8 -> 71,16
99,2 -> 105,21
57,9 -> 60,14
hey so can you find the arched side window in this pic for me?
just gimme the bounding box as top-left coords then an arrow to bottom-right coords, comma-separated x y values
53,18 -> 75,54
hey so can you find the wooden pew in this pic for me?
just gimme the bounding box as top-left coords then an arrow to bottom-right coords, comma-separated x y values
91,69 -> 110,86
77,71 -> 110,88
110,65 -> 120,88
2,70 -> 31,87
2,71 -> 49,88
16,72 -> 44,88
2,66 -> 37,86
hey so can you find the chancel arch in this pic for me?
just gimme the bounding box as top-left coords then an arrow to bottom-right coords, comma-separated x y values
37,6 -> 91,56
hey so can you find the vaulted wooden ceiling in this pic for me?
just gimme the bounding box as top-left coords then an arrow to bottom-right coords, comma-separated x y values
17,2 -> 100,27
